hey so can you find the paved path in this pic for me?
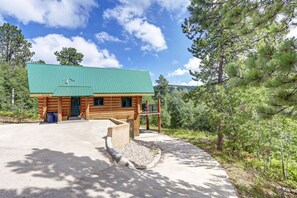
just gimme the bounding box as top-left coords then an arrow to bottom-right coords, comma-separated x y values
0,122 -> 237,198
136,131 -> 238,198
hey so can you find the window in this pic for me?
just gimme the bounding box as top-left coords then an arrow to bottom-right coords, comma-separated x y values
94,97 -> 104,106
122,97 -> 132,107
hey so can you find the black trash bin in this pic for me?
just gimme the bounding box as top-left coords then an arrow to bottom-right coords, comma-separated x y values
53,113 -> 58,123
47,113 -> 54,123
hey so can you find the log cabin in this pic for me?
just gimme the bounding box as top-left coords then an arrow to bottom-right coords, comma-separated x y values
26,63 -> 157,137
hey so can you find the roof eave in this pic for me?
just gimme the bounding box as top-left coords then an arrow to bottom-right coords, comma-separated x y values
30,93 -> 154,97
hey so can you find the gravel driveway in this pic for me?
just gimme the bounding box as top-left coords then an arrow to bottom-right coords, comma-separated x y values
0,122 -> 237,198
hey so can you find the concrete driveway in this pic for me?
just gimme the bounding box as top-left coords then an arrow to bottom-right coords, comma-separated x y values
0,121 -> 237,198
0,120 -> 115,197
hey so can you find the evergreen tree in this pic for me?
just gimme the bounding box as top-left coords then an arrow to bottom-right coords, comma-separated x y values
54,47 -> 84,66
228,38 -> 297,118
183,0 -> 296,150
0,23 -> 35,66
154,75 -> 169,106
183,0 -> 295,84
0,61 -> 37,112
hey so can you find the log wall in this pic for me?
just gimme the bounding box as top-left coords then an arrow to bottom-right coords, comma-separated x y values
38,97 -> 71,120
38,96 -> 142,120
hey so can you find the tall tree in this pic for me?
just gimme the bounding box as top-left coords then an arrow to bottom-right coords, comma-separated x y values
183,0 -> 295,84
0,61 -> 37,112
183,0 -> 296,150
54,47 -> 84,66
154,75 -> 169,105
0,23 -> 34,66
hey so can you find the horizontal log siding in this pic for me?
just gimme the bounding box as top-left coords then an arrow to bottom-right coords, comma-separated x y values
86,96 -> 142,119
38,97 -> 71,119
38,96 -> 142,120
37,97 -> 44,118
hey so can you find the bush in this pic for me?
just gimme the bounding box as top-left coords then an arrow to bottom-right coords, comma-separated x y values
0,110 -> 38,121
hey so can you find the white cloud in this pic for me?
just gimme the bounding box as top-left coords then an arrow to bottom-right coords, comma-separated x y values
180,80 -> 202,86
167,68 -> 188,77
103,0 -> 167,52
167,57 -> 201,77
95,32 -> 123,43
184,57 -> 201,71
127,18 -> 167,51
30,34 -> 122,68
0,0 -> 97,28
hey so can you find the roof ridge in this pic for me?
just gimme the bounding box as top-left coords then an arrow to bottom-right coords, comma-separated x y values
26,63 -> 149,73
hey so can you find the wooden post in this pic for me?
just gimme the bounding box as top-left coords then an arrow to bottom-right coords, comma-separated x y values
58,97 -> 62,122
42,97 -> 47,122
85,97 -> 90,120
146,100 -> 149,130
133,96 -> 141,137
157,99 -> 161,133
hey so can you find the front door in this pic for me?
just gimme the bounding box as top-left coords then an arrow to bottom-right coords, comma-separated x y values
71,97 -> 80,116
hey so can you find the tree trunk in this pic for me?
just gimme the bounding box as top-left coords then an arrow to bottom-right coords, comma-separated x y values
218,57 -> 224,84
275,119 -> 287,180
216,58 -> 224,151
280,139 -> 287,180
217,123 -> 223,151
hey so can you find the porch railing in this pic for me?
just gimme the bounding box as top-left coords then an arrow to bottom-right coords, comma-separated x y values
142,103 -> 158,112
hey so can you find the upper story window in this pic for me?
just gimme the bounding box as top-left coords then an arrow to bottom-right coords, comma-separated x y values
122,97 -> 132,107
94,97 -> 104,106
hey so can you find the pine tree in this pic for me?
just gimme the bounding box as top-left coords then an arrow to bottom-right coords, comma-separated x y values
54,47 -> 84,66
0,23 -> 35,66
154,75 -> 170,106
228,38 -> 297,118
183,0 -> 296,150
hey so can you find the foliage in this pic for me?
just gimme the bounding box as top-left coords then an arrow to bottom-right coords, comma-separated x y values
0,23 -> 34,66
54,47 -> 84,66
0,23 -> 37,119
168,89 -> 195,129
183,0 -> 296,150
0,110 -> 38,121
148,74 -> 297,194
228,38 -> 297,118
183,0 -> 295,84
0,61 -> 37,113
154,75 -> 170,106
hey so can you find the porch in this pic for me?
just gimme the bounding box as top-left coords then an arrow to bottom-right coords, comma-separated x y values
140,99 -> 161,133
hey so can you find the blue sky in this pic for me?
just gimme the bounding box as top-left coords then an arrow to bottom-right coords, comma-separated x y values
0,0 -> 202,85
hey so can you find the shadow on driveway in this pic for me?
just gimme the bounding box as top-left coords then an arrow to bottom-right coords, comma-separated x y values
1,147 -> 237,198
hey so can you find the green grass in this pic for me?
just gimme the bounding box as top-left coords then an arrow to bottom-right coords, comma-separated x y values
143,126 -> 297,198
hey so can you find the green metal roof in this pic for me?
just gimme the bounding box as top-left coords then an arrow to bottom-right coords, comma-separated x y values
26,63 -> 154,95
53,86 -> 93,96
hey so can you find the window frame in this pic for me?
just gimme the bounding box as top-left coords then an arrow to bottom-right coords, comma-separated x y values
93,97 -> 104,106
122,97 -> 132,108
